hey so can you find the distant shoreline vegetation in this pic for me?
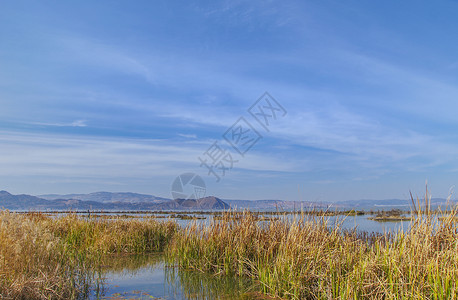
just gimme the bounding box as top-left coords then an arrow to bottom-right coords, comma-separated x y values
12,207 -> 458,218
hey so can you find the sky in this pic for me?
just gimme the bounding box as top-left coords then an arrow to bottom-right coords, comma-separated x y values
1,0 -> 458,202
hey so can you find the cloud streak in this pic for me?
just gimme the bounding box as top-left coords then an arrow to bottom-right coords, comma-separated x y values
30,120 -> 88,127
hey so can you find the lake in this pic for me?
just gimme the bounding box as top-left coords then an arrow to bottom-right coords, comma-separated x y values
91,254 -> 262,299
88,212 -> 414,299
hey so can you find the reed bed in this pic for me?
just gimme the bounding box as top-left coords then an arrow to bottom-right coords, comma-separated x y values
44,213 -> 178,254
3,188 -> 458,299
0,211 -> 178,299
166,209 -> 458,299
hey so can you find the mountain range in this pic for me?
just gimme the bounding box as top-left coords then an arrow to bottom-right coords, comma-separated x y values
0,190 -> 455,211
0,191 -> 229,211
40,192 -> 169,203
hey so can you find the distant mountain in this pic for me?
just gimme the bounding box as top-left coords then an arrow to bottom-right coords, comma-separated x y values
0,190 -> 230,211
334,198 -> 456,210
0,191 -> 51,210
176,196 -> 230,210
40,192 -> 168,203
3,190 -> 455,212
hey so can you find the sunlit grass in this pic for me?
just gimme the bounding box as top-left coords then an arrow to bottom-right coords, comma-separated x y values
3,188 -> 458,299
45,213 -> 177,254
167,206 -> 458,299
0,211 -> 178,299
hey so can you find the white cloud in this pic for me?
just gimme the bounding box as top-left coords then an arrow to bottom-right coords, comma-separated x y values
178,133 -> 197,139
30,120 -> 88,127
71,120 -> 87,127
0,130 -> 299,180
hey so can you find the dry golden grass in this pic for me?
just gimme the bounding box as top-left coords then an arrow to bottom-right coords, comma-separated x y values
0,211 -> 178,299
0,211 -> 87,299
3,187 -> 458,299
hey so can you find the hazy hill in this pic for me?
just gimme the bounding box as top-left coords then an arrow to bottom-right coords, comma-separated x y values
334,198 -> 456,210
0,191 -> 51,210
40,192 -> 168,203
3,190 -> 453,212
176,196 -> 230,210
0,191 -> 230,211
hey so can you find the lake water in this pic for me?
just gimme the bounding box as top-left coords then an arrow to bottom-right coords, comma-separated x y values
167,213 -> 411,234
91,254 -> 260,299
88,213 -> 415,299
44,211 -> 413,234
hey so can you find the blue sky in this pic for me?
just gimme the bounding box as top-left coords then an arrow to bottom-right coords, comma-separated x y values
1,0 -> 458,201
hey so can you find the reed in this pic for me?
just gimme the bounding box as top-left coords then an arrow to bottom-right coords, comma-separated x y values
44,213 -> 178,254
0,211 -> 178,299
3,187 -> 458,299
166,208 -> 458,299
0,211 -> 89,299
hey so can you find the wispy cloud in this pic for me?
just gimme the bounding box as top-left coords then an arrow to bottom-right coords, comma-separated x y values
2,0 -> 458,200
178,133 -> 197,139
57,37 -> 157,84
196,0 -> 295,29
31,120 -> 88,127
0,130 -> 299,180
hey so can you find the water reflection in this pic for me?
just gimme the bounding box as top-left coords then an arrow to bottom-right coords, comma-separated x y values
90,215 -> 412,299
166,266 -> 261,300
58,211 -> 450,299
92,255 -> 261,300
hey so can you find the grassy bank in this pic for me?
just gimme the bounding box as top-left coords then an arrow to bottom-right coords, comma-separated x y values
0,211 -> 177,299
166,210 -> 458,299
3,203 -> 458,299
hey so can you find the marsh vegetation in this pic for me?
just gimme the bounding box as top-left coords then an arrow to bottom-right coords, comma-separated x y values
0,211 -> 177,299
2,194 -> 458,299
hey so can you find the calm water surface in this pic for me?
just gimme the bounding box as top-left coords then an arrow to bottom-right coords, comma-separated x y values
45,212 -> 412,233
91,254 -> 259,300
89,213 -> 416,299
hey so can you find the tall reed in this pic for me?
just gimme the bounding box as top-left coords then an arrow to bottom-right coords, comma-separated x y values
0,211 -> 91,299
45,213 -> 178,254
167,209 -> 458,299
0,211 -> 178,299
